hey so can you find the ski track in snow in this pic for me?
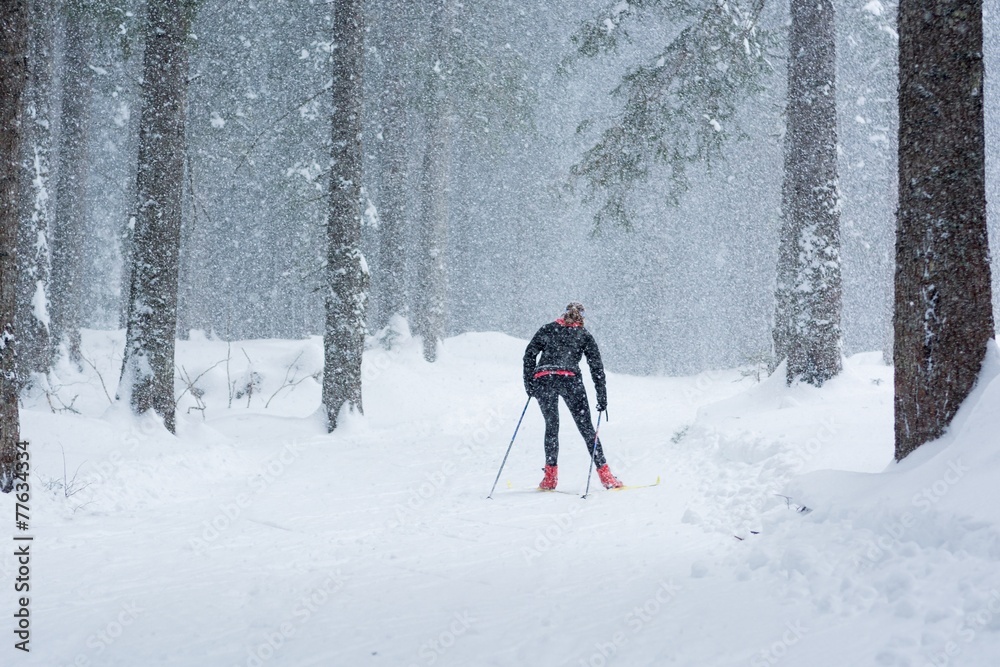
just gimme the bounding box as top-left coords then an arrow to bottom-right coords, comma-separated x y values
4,330 -> 1000,666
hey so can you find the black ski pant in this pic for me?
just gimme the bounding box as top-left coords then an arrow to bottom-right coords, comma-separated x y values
533,374 -> 606,468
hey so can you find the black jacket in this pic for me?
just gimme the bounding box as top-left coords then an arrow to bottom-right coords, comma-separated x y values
523,321 -> 607,403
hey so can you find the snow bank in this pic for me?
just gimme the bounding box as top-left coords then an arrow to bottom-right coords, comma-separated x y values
683,343 -> 1000,666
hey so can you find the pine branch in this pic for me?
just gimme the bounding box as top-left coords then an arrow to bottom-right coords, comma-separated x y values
569,0 -> 773,230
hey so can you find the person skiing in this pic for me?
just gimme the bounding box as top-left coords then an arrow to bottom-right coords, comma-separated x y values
523,302 -> 623,490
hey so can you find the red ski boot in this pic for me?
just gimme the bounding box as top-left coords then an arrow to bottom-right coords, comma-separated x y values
597,464 -> 623,489
539,465 -> 558,490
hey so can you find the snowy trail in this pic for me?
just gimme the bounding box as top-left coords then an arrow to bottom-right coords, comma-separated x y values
10,332 -> 743,665
11,330 -> 1000,665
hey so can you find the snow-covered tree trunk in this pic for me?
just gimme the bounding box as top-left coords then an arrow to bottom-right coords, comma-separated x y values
119,0 -> 195,433
323,0 -> 368,431
15,0 -> 56,382
49,6 -> 93,368
0,0 -> 29,493
414,0 -> 452,363
894,0 -> 993,460
772,0 -> 842,386
376,73 -> 408,331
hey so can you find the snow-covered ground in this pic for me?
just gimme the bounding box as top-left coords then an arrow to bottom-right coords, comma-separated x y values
4,326 -> 1000,666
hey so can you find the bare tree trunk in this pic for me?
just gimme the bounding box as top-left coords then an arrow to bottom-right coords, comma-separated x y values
772,0 -> 842,386
894,0 -> 993,460
49,6 -> 92,368
119,0 -> 195,433
15,0 -> 56,382
0,0 -> 29,493
323,0 -> 368,431
414,0 -> 452,363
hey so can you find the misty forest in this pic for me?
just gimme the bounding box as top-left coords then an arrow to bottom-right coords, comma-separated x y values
1,0 -> 1000,665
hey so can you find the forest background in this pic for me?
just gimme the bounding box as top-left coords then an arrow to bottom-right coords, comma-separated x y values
31,0 -> 999,379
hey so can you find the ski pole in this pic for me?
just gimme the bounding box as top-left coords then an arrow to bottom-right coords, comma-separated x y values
582,410 -> 604,499
487,397 -> 532,499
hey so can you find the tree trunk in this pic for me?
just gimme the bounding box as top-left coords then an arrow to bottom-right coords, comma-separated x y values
119,206 -> 135,330
323,0 -> 368,431
176,156 -> 197,341
376,76 -> 408,331
15,0 -> 56,382
894,0 -> 993,460
0,0 -> 29,492
414,0 -> 452,363
119,0 -> 195,433
49,7 -> 92,368
772,0 -> 842,386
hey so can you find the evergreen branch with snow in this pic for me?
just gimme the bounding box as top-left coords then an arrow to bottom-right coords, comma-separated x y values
568,0 -> 773,230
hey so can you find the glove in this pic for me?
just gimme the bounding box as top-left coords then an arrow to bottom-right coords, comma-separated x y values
525,380 -> 536,397
596,396 -> 607,413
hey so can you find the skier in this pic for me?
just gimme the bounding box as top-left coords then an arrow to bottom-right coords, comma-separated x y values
523,302 -> 623,490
